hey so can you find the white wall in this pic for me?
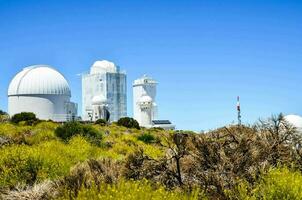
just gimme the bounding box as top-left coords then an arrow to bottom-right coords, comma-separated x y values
8,94 -> 73,122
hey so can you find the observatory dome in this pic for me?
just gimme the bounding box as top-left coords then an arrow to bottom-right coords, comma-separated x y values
8,65 -> 71,96
284,115 -> 302,131
8,65 -> 77,122
92,95 -> 107,105
90,60 -> 117,74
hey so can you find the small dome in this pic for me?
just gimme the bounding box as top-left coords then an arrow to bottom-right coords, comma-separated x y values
8,65 -> 71,96
284,115 -> 302,131
90,60 -> 117,74
92,94 -> 107,105
139,95 -> 153,103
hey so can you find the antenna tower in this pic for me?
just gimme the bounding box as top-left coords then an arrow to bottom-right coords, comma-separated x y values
237,96 -> 241,125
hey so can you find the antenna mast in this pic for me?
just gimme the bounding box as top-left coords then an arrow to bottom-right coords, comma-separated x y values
237,96 -> 241,125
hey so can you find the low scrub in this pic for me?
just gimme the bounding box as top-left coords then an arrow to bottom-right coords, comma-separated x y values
0,136 -> 99,188
227,167 -> 302,200
55,122 -> 103,146
137,133 -> 156,144
1,114 -> 302,199
61,179 -> 201,200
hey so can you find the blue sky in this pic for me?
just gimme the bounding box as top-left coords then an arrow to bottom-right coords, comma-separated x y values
0,0 -> 301,131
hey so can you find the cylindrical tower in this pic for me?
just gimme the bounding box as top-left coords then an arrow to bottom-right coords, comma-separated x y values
133,75 -> 157,126
138,95 -> 153,127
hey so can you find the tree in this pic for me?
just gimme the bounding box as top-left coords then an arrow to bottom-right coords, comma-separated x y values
160,132 -> 189,186
255,113 -> 301,166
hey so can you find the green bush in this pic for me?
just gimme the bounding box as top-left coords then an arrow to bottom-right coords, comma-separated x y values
11,112 -> 38,125
117,117 -> 140,130
55,122 -> 103,145
55,121 -> 83,141
82,125 -> 103,146
95,119 -> 107,126
0,110 -> 7,115
137,133 -> 156,144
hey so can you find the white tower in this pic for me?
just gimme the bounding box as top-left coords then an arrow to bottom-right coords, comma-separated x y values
82,60 -> 127,122
133,75 -> 157,127
138,95 -> 153,127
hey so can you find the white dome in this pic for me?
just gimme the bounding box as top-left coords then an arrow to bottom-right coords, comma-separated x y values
8,65 -> 71,96
284,115 -> 302,130
92,94 -> 107,105
90,60 -> 117,74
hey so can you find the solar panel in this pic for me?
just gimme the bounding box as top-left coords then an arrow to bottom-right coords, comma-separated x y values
152,120 -> 171,125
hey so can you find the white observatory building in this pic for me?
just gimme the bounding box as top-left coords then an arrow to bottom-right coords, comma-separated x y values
8,65 -> 77,121
82,60 -> 127,122
133,75 -> 175,129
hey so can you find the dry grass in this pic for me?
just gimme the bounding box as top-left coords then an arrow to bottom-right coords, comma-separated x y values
0,180 -> 58,200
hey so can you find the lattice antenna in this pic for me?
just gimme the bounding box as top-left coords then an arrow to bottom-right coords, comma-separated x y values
237,96 -> 242,125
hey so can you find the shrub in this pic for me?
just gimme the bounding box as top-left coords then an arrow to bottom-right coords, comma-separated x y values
95,119 -> 107,126
0,110 -> 7,115
117,117 -> 140,130
137,133 -> 156,144
82,125 -> 103,146
62,158 -> 123,197
11,112 -> 38,125
55,122 -> 83,141
55,122 -> 103,145
0,115 -> 10,123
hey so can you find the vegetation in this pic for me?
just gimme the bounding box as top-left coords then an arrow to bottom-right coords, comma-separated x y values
1,113 -> 302,200
0,110 -> 9,123
137,132 -> 156,144
11,112 -> 38,125
63,180 -> 201,200
95,119 -> 107,126
55,121 -> 103,145
226,167 -> 302,200
117,117 -> 140,129
0,110 -> 7,115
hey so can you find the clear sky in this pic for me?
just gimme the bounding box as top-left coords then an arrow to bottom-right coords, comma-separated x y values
0,0 -> 301,131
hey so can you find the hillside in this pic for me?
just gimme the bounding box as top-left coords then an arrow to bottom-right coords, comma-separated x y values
0,114 -> 302,200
